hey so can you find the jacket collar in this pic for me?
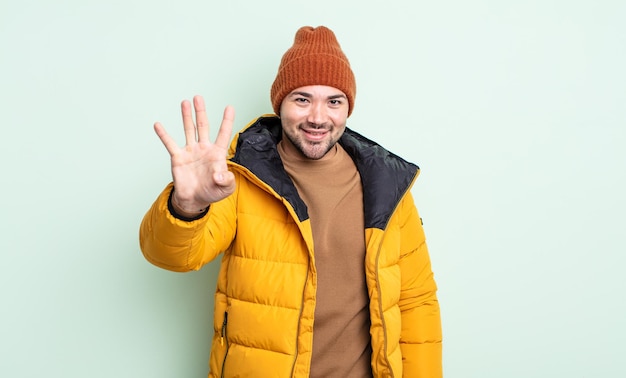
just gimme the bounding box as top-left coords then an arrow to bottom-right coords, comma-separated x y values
229,115 -> 419,229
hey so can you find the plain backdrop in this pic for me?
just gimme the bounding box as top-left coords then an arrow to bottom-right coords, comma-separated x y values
1,1 -> 625,377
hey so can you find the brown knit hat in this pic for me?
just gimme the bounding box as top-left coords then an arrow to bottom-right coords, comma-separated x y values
271,26 -> 356,116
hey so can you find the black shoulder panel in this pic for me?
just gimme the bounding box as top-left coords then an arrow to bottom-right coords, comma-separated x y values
230,116 -> 309,222
340,129 -> 419,230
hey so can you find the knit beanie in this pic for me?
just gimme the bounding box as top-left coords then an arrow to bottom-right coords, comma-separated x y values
271,26 -> 356,117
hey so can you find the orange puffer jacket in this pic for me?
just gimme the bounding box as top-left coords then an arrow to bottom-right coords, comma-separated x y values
140,115 -> 442,377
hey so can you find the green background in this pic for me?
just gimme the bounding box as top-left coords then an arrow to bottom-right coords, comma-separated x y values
1,0 -> 624,377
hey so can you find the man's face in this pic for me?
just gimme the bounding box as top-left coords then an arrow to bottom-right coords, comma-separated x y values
279,85 -> 349,160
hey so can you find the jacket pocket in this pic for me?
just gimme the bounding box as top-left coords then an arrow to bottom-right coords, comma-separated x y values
209,295 -> 229,377
220,311 -> 229,378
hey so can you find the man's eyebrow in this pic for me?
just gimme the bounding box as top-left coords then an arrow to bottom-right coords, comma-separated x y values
288,91 -> 347,100
289,91 -> 313,98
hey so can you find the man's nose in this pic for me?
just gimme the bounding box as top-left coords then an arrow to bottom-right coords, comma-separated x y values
306,103 -> 326,126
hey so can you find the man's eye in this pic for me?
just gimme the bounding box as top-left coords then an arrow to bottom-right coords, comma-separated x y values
295,97 -> 308,103
329,100 -> 342,105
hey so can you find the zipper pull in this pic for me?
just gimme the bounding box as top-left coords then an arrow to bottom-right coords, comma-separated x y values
220,312 -> 228,346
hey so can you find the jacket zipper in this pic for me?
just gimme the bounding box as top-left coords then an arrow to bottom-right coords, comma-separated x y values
374,240 -> 394,378
220,312 -> 229,378
289,264 -> 309,377
374,173 -> 419,378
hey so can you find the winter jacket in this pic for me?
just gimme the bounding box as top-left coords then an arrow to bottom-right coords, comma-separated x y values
139,115 -> 442,377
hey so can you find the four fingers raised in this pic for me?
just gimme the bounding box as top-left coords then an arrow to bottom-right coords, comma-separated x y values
155,96 -> 235,151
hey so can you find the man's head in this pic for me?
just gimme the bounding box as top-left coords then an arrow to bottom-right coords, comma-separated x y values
271,26 -> 356,117
278,84 -> 348,160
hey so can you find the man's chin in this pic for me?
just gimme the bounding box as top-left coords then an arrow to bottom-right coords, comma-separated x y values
301,144 -> 334,160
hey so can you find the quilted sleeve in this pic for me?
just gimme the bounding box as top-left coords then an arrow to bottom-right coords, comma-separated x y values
397,192 -> 443,377
139,181 -> 237,272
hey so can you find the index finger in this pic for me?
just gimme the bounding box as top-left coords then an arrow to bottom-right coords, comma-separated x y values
213,105 -> 235,149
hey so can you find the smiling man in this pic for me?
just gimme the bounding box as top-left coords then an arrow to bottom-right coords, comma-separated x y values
140,26 -> 442,378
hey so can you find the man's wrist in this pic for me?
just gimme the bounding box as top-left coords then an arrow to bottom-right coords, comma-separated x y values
168,189 -> 209,221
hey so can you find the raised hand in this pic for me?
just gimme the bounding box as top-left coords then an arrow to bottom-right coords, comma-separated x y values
154,95 -> 236,217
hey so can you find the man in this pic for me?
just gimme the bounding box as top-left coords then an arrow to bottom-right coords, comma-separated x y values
140,26 -> 442,377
